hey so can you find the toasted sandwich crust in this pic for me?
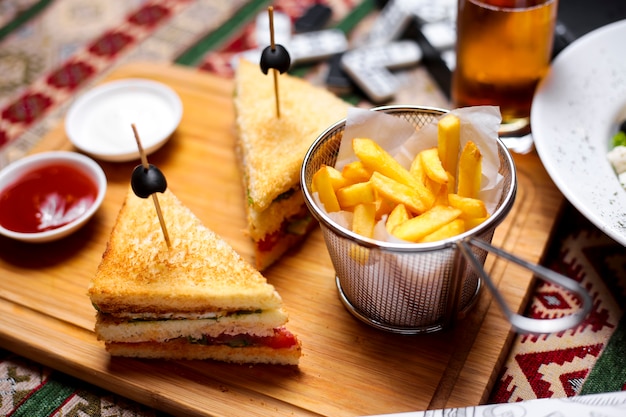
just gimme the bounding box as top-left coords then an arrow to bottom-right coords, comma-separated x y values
88,188 -> 283,313
234,58 -> 350,213
105,339 -> 302,365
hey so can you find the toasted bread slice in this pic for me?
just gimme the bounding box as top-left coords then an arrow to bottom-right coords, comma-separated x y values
234,58 -> 350,270
89,188 -> 283,314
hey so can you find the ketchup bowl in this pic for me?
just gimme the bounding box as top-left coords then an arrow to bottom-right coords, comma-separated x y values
0,151 -> 107,243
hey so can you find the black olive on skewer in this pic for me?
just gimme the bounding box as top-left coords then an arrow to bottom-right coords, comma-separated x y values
131,164 -> 167,199
260,44 -> 291,75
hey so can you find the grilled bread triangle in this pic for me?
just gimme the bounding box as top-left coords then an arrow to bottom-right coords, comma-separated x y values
234,58 -> 350,270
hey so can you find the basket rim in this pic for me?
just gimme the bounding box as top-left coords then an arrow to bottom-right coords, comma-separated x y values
300,105 -> 518,253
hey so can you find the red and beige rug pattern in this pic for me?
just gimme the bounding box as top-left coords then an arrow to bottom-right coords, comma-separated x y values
490,204 -> 626,402
0,1 -> 624,416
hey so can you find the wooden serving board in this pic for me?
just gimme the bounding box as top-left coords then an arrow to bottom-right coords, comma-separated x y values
0,62 -> 563,416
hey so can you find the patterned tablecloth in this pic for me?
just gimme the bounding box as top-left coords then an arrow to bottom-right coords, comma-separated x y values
0,1 -> 624,416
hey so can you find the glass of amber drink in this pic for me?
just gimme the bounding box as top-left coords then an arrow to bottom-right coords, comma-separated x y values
452,0 -> 558,136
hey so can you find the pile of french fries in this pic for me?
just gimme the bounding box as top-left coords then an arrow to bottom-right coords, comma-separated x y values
312,113 -> 490,243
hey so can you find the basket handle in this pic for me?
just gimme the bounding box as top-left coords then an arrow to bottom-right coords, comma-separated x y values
456,237 -> 592,334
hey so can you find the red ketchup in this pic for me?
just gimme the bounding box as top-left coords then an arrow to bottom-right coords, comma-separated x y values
0,163 -> 97,233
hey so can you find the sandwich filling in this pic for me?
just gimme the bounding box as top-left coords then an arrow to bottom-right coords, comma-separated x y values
186,327 -> 298,349
93,306 -> 264,320
256,205 -> 314,253
94,306 -> 291,342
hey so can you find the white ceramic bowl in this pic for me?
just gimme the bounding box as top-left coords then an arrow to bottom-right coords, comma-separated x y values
65,78 -> 183,162
0,151 -> 107,243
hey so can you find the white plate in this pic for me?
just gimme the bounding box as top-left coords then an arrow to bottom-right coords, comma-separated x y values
532,20 -> 626,246
65,79 -> 183,162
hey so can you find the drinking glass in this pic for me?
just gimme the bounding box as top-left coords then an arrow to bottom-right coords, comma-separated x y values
452,0 -> 558,136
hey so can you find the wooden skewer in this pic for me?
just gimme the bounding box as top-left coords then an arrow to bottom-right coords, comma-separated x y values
149,193 -> 171,249
131,123 -> 171,249
132,123 -> 150,170
272,68 -> 280,118
268,6 -> 276,50
268,6 -> 281,118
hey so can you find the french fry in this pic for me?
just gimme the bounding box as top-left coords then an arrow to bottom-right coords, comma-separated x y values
391,205 -> 462,242
322,164 -> 350,190
385,203 -> 411,234
464,215 -> 490,231
336,181 -> 376,208
352,203 -> 376,238
419,147 -> 448,185
448,193 -> 488,219
348,244 -> 370,265
420,219 -> 465,243
457,141 -> 482,198
446,171 -> 456,195
409,154 -> 439,195
437,113 -> 460,177
352,138 -> 421,189
433,182 -> 449,206
312,165 -> 341,212
375,195 -> 396,219
409,153 -> 426,182
370,172 -> 435,214
342,160 -> 372,184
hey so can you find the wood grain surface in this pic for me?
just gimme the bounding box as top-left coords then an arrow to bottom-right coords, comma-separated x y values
0,62 -> 563,416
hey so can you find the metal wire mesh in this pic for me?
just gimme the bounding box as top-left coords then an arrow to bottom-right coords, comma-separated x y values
301,106 -> 516,334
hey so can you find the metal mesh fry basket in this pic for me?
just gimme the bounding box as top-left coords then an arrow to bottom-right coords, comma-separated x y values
301,106 -> 517,334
